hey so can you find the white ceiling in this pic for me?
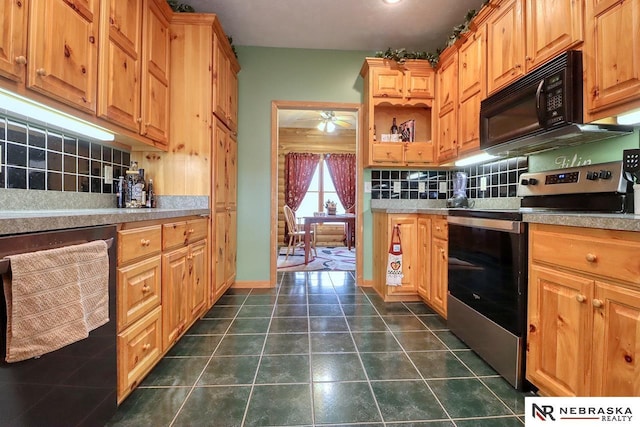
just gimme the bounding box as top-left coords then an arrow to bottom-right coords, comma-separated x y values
279,110 -> 358,130
177,0 -> 487,52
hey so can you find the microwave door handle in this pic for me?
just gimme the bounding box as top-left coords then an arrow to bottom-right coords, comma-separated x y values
535,79 -> 545,128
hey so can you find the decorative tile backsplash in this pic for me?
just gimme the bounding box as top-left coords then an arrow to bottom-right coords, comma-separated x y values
0,116 -> 130,193
371,157 -> 528,200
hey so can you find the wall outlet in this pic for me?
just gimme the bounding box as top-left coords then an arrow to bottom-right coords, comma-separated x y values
418,182 -> 426,192
104,165 -> 113,185
393,181 -> 401,193
480,176 -> 488,191
364,182 -> 372,193
439,181 -> 447,193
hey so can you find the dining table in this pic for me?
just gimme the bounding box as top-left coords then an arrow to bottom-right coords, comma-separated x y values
302,213 -> 356,264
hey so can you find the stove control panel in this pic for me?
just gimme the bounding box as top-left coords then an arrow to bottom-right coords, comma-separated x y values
517,161 -> 627,197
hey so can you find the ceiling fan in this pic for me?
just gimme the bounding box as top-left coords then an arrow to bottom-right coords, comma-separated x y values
298,111 -> 352,132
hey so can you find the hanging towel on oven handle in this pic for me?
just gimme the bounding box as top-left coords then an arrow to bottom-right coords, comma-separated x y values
386,225 -> 403,286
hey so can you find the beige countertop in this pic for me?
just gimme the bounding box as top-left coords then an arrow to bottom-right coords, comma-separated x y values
0,208 -> 210,236
370,199 -> 640,232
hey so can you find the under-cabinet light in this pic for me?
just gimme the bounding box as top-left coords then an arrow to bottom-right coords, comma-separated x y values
0,88 -> 115,141
454,152 -> 499,167
618,110 -> 640,125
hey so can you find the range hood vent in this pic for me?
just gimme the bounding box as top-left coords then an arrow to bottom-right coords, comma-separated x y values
484,123 -> 634,157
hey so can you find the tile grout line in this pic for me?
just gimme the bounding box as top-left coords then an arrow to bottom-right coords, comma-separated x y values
168,290 -> 250,427
307,272 -> 317,427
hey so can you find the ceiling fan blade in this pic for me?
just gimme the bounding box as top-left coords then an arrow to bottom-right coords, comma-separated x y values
334,120 -> 351,128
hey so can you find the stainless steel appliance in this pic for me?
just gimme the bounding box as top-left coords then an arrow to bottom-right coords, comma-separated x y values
447,161 -> 634,390
480,50 -> 633,157
0,226 -> 117,426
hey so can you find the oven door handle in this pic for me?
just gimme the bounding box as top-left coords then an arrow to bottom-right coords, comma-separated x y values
447,216 -> 525,234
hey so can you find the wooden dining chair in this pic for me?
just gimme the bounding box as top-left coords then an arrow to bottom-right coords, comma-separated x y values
283,205 -> 317,261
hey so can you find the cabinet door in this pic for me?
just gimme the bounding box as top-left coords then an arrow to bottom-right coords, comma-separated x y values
458,92 -> 482,155
214,119 -> 228,209
141,0 -> 170,146
405,69 -> 435,99
487,0 -> 525,94
437,109 -> 457,163
591,281 -> 640,396
227,133 -> 238,209
387,215 -> 417,295
162,246 -> 189,351
417,217 -> 431,300
98,0 -> 143,132
404,142 -> 435,164
437,51 -> 458,116
371,67 -> 404,98
0,0 -> 28,83
525,0 -> 584,71
214,210 -> 227,298
430,237 -> 448,318
371,143 -> 404,165
527,266 -> 592,396
28,0 -> 98,113
213,35 -> 229,125
586,0 -> 640,116
226,210 -> 237,285
228,65 -> 239,131
189,239 -> 208,320
117,254 -> 161,331
458,28 -> 486,103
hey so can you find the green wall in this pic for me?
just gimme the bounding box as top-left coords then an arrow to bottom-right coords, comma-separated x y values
234,46 -> 374,283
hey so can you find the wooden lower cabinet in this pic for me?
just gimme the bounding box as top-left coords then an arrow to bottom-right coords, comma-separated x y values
117,216 -> 210,403
527,224 -> 640,397
374,212 -> 448,313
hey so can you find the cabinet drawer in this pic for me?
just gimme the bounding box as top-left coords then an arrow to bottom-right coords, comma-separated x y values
404,142 -> 434,164
117,255 -> 162,332
432,217 -> 448,240
118,225 -> 162,264
372,144 -> 403,164
117,306 -> 162,403
163,218 -> 208,250
531,227 -> 640,286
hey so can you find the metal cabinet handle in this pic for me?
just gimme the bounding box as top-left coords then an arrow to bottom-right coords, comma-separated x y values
15,56 -> 27,65
592,299 -> 604,308
585,253 -> 597,263
575,294 -> 586,303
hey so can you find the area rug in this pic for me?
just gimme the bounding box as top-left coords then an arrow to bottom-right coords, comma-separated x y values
277,246 -> 355,272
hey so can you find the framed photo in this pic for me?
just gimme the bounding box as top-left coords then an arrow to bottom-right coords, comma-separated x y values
399,120 -> 415,142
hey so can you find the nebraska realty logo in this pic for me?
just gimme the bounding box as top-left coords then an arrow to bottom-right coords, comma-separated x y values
526,397 -> 639,426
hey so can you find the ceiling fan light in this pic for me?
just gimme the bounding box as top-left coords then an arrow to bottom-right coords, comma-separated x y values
326,121 -> 336,132
317,121 -> 326,131
383,0 -> 402,4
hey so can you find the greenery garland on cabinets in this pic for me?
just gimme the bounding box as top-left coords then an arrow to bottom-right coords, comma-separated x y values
375,0 -> 490,67
166,1 -> 195,12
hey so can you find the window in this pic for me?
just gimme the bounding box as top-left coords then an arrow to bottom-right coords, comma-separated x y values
296,157 -> 345,217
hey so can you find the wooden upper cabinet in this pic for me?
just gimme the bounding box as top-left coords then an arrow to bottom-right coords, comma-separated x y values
487,0 -> 525,94
436,49 -> 459,162
458,28 -> 486,103
525,0 -> 584,70
213,30 -> 240,132
141,0 -> 171,147
405,69 -> 435,99
372,67 -> 404,98
0,0 -> 28,83
371,62 -> 434,100
98,0 -> 143,132
586,0 -> 640,119
28,0 -> 99,113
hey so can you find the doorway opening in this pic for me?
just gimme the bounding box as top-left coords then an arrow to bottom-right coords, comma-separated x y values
270,101 -> 363,284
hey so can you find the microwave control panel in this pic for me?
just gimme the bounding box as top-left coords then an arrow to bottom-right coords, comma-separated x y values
544,72 -> 565,125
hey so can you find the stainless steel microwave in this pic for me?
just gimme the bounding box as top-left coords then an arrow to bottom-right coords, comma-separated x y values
479,50 -> 632,156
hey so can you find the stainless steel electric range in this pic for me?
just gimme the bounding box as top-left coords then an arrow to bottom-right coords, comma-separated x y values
447,161 -> 633,390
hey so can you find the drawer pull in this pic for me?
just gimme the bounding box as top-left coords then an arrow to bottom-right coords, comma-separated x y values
141,285 -> 151,294
575,294 -> 586,303
142,343 -> 151,351
188,228 -> 195,234
15,56 -> 27,65
592,299 -> 604,308
436,226 -> 441,231
36,68 -> 47,76
140,239 -> 151,247
585,253 -> 597,263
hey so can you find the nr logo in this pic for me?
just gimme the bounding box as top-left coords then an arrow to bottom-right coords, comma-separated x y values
532,403 -> 556,421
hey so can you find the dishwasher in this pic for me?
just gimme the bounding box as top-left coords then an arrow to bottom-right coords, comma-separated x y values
0,225 -> 117,426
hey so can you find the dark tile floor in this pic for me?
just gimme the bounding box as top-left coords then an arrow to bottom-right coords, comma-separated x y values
108,271 -> 526,426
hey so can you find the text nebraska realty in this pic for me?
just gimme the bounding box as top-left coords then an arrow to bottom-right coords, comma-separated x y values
540,404 -> 633,422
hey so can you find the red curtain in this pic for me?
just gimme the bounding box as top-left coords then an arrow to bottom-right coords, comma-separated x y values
284,152 -> 320,212
325,153 -> 356,213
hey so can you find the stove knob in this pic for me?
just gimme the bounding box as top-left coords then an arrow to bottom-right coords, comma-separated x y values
528,178 -> 538,185
586,171 -> 598,180
520,179 -> 530,185
599,170 -> 612,180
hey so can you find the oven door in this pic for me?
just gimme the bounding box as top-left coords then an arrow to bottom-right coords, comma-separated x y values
447,216 -> 528,336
